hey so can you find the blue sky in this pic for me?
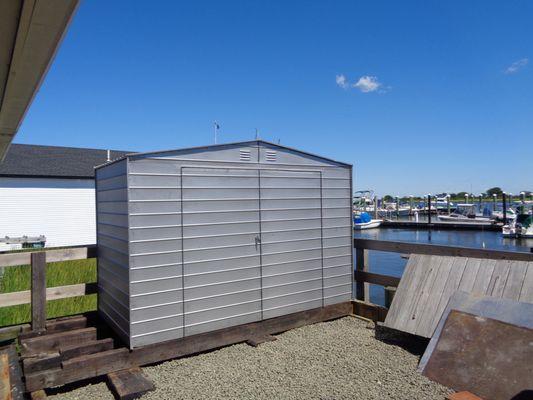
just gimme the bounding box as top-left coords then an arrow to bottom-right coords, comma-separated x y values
16,1 -> 532,196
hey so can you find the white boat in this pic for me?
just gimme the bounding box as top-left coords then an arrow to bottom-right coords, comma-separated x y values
438,204 -> 493,224
353,212 -> 382,230
353,219 -> 382,230
502,213 -> 533,238
491,209 -> 517,222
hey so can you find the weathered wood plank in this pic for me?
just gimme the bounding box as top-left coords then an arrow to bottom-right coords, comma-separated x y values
0,246 -> 97,268
404,256 -> 443,334
0,344 -> 23,400
415,256 -> 454,337
0,283 -> 97,308
384,254 -> 421,327
31,253 -> 46,332
24,302 -> 352,392
353,238 -> 533,261
353,270 -> 401,287
107,367 -> 155,400
501,261 -> 529,301
20,328 -> 97,356
486,259 -> 511,298
519,262 -> 533,302
470,259 -> 496,295
0,353 -> 11,400
426,257 -> 468,333
59,338 -> 114,360
457,258 -> 481,293
352,300 -> 388,322
23,353 -> 61,374
395,255 -> 434,333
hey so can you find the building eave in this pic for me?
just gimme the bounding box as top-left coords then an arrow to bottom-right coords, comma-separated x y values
0,0 -> 79,160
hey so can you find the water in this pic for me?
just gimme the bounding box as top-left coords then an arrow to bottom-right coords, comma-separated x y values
353,227 -> 533,305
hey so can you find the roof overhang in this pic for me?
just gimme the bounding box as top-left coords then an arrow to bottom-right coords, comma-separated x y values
0,0 -> 79,160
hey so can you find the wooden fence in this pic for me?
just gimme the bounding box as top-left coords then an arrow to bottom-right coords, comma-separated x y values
0,246 -> 97,332
1,240 -> 532,333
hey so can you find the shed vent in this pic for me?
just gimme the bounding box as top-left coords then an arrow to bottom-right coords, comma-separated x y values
265,150 -> 277,162
239,149 -> 251,161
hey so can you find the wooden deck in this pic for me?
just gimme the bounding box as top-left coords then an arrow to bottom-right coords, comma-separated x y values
384,254 -> 533,338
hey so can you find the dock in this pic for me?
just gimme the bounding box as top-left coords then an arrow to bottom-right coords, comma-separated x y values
382,220 -> 503,231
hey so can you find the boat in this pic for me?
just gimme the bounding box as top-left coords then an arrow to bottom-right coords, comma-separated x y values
502,213 -> 533,238
353,190 -> 376,212
437,204 -> 493,224
491,209 -> 517,222
434,195 -> 455,211
353,212 -> 382,230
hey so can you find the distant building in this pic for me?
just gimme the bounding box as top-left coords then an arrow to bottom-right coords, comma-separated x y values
0,144 -> 130,250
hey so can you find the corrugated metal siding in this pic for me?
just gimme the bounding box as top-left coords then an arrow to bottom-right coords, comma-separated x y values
97,141 -> 353,349
0,177 -> 96,248
95,159 -> 130,345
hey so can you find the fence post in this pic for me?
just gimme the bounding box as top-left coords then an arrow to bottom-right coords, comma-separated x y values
355,247 -> 368,301
31,252 -> 46,332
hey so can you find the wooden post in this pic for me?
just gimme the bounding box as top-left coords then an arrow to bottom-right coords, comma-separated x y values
31,252 -> 46,332
373,197 -> 378,219
447,195 -> 451,215
493,194 -> 497,212
355,247 -> 368,301
384,286 -> 396,308
427,194 -> 432,225
395,197 -> 399,220
502,192 -> 507,223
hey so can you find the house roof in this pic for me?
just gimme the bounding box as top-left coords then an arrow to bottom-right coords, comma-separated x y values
0,143 -> 131,179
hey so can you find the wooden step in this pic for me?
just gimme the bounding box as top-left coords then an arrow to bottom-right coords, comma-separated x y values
20,328 -> 97,356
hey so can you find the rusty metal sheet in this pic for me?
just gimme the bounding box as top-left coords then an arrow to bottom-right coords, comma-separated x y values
419,291 -> 533,372
422,310 -> 533,400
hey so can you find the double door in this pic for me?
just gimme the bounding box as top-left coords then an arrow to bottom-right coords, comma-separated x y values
181,166 -> 323,336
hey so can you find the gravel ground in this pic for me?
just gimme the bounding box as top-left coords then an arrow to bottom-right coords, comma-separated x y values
49,316 -> 453,400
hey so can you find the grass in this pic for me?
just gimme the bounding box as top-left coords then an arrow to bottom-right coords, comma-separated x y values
0,258 -> 97,327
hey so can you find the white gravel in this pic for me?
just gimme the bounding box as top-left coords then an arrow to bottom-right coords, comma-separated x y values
49,316 -> 452,400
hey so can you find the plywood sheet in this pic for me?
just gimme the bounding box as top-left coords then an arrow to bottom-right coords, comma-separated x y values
384,255 -> 533,338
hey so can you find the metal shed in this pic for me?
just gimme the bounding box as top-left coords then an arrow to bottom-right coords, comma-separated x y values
95,140 -> 353,348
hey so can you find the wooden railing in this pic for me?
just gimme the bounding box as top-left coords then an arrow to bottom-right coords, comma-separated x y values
353,238 -> 533,303
0,245 -> 97,332
1,239 -> 532,333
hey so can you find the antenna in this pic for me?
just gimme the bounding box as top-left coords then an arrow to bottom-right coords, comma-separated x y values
255,128 -> 259,140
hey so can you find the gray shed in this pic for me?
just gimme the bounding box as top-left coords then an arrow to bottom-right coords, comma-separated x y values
95,140 -> 353,348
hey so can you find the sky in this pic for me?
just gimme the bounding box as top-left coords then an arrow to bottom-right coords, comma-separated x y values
15,0 -> 533,196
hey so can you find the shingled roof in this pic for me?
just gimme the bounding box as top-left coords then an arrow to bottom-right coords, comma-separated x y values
0,144 -> 132,179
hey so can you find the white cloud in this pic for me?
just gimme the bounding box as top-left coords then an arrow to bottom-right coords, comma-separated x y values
505,58 -> 528,74
353,75 -> 382,93
335,74 -> 349,89
336,74 -> 386,93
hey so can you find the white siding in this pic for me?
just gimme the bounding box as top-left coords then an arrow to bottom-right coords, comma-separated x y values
0,177 -> 96,249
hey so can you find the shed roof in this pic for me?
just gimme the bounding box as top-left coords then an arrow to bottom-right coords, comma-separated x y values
100,140 -> 351,169
0,143 -> 131,179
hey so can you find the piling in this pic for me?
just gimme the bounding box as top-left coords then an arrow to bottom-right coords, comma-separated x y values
502,192 -> 507,222
374,197 -> 378,219
427,194 -> 432,225
493,194 -> 497,211
447,195 -> 451,215
520,192 -> 526,214
465,193 -> 469,204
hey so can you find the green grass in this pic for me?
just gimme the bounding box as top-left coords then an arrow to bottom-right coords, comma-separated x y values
0,259 -> 97,327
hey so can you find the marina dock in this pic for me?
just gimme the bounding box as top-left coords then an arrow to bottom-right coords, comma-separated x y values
382,220 -> 503,231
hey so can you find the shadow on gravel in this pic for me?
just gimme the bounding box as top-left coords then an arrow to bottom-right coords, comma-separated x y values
374,323 -> 429,357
